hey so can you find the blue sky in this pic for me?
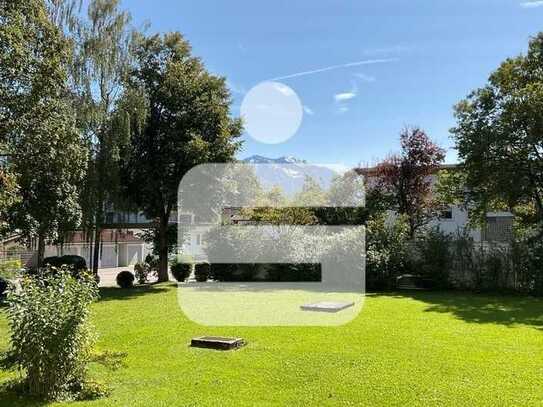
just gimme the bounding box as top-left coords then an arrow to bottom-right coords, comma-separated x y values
124,0 -> 543,167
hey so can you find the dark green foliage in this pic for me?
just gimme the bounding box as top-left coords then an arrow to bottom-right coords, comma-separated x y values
194,263 -> 211,282
1,0 -> 86,266
509,232 -> 543,296
139,224 -> 180,257
265,264 -> 321,282
365,214 -> 411,291
210,263 -> 237,282
43,255 -> 87,272
452,33 -> 543,227
415,227 -> 453,288
0,169 -> 19,237
171,262 -> 191,282
144,254 -> 159,272
0,276 -> 9,300
413,227 -> 543,295
209,263 -> 320,282
134,261 -> 155,284
116,270 -> 134,288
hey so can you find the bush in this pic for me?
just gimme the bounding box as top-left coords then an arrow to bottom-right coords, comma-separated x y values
60,255 -> 87,271
210,263 -> 236,282
171,262 -> 192,282
42,255 -> 87,277
194,263 -> 211,282
415,227 -> 452,288
2,267 -> 98,400
134,262 -> 153,284
208,263 -> 321,282
365,214 -> 411,290
266,264 -> 321,282
116,271 -> 135,289
511,229 -> 543,296
145,254 -> 159,272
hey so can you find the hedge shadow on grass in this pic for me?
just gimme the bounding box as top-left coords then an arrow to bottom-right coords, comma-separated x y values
98,283 -> 174,303
371,291 -> 543,330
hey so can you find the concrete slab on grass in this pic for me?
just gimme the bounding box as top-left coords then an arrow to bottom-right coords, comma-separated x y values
300,301 -> 355,313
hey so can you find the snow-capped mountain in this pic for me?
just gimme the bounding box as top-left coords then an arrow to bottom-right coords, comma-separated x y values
243,155 -> 307,165
241,155 -> 340,196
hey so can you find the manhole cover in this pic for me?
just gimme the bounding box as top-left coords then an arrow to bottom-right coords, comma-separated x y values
191,336 -> 246,350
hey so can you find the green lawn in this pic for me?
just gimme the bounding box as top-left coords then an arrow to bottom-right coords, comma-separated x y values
1,284 -> 542,406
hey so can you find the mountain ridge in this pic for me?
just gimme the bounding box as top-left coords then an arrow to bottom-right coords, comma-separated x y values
240,155 -> 338,195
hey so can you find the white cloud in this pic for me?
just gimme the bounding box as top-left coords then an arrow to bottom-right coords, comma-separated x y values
520,0 -> 543,7
337,106 -> 349,114
269,58 -> 397,81
354,73 -> 376,82
334,92 -> 356,102
303,106 -> 314,115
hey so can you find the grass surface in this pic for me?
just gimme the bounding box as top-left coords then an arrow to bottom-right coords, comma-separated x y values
1,283 -> 542,406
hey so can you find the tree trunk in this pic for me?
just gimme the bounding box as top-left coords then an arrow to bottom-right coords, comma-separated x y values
37,233 -> 46,269
92,228 -> 101,275
157,214 -> 169,282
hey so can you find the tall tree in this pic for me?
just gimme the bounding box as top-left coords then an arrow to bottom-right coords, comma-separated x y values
0,0 -> 86,265
371,127 -> 445,237
67,0 -> 133,274
452,32 -> 543,230
121,32 -> 242,281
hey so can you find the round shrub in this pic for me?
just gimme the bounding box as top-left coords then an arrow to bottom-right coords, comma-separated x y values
194,263 -> 211,282
171,262 -> 192,282
116,271 -> 135,289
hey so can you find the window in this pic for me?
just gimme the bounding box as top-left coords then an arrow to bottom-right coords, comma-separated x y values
483,216 -> 513,242
196,234 -> 202,246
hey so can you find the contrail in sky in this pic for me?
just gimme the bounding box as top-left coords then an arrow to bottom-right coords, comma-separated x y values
268,58 -> 398,81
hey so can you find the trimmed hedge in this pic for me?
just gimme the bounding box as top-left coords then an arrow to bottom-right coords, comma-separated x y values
171,262 -> 192,282
194,263 -> 211,282
43,255 -> 87,272
209,263 -> 321,282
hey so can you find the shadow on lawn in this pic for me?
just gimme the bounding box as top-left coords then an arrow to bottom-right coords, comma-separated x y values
98,283 -> 175,302
0,382 -> 48,407
371,291 -> 543,330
